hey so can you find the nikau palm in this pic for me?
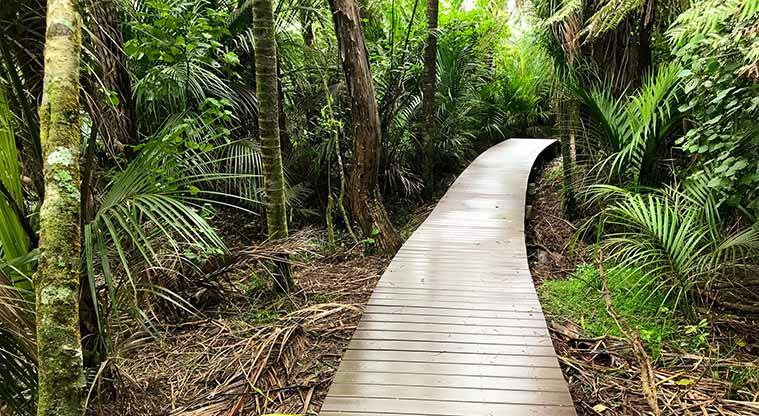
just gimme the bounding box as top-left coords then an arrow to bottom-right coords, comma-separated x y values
253,0 -> 288,240
421,0 -> 439,194
253,0 -> 292,290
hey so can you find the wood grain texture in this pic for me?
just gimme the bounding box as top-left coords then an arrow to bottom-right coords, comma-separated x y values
321,139 -> 576,415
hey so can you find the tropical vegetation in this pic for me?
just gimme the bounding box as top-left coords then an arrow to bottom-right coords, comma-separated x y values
0,0 -> 757,414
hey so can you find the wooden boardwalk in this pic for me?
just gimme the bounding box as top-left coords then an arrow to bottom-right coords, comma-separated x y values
321,139 -> 576,416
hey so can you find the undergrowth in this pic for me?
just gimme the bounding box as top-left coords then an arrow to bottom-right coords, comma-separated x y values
539,263 -> 694,358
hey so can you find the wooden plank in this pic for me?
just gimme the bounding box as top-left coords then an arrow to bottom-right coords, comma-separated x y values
340,350 -> 560,367
350,330 -> 553,346
370,285 -> 538,294
366,299 -> 543,311
334,360 -> 566,379
346,339 -> 558,356
320,139 -> 576,415
332,372 -> 570,391
360,313 -> 548,328
326,384 -> 574,406
363,305 -> 545,319
320,397 -> 576,415
371,288 -> 539,298
355,320 -> 550,336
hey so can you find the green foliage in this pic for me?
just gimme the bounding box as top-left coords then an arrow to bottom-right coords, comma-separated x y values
669,0 -> 759,216
0,257 -> 36,416
539,263 -> 678,356
125,0 -> 237,115
0,87 -> 36,415
583,0 -> 642,41
585,183 -> 759,309
0,87 -> 29,262
84,106 -> 261,349
572,63 -> 682,188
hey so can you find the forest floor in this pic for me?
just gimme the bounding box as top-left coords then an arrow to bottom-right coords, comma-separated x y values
92,158 -> 759,416
527,159 -> 759,416
96,206 -> 434,416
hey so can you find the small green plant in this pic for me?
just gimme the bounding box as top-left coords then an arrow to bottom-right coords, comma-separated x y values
361,227 -> 381,255
542,162 -> 563,184
244,309 -> 284,325
682,318 -> 710,351
539,263 -> 679,358
244,271 -> 269,296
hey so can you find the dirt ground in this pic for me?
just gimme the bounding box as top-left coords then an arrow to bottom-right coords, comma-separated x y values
97,203 -> 437,416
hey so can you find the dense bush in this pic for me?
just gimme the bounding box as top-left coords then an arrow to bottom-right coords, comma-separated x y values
670,0 -> 759,217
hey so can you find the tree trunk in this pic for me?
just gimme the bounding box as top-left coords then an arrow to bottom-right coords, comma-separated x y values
558,97 -> 576,219
421,0 -> 438,196
328,0 -> 402,255
638,0 -> 655,77
35,0 -> 86,415
252,0 -> 292,291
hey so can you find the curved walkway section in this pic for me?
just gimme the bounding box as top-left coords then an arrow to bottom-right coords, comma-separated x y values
321,139 -> 576,416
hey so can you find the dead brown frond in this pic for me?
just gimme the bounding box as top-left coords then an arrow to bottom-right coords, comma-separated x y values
95,234 -> 388,416
549,320 -> 759,416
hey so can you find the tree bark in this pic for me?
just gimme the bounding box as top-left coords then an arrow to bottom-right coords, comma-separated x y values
558,97 -> 576,219
252,0 -> 292,291
35,0 -> 86,415
638,0 -> 656,77
421,0 -> 438,196
328,0 -> 402,255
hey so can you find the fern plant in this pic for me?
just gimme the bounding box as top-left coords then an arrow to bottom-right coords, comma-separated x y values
588,182 -> 759,310
571,63 -> 681,189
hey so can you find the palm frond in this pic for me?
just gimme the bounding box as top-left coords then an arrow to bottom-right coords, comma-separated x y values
0,86 -> 30,261
0,252 -> 36,416
584,0 -> 643,41
544,0 -> 584,25
589,184 -> 759,310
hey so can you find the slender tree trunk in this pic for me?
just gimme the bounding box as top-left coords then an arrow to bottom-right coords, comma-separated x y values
638,0 -> 656,77
558,97 -> 576,218
300,10 -> 319,131
35,0 -> 86,415
421,0 -> 438,196
328,0 -> 402,255
253,0 -> 292,291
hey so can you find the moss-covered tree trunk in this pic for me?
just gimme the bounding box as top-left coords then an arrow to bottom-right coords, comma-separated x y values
253,0 -> 288,239
328,0 -> 402,255
35,0 -> 86,415
421,0 -> 439,196
252,0 -> 293,291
